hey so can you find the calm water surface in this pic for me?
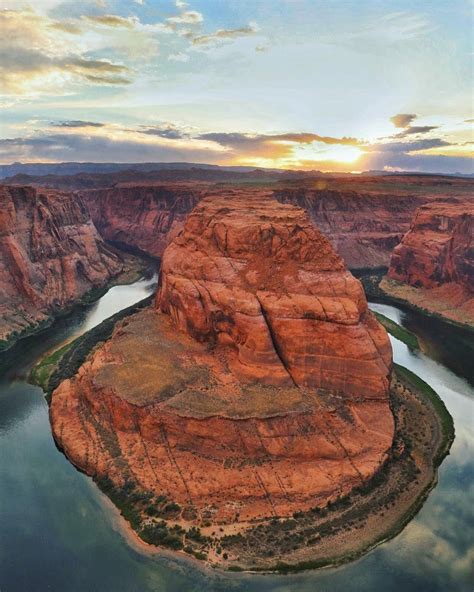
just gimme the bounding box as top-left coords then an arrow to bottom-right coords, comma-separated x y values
0,284 -> 472,591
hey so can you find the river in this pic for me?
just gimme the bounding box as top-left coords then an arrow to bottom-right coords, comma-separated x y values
0,281 -> 472,591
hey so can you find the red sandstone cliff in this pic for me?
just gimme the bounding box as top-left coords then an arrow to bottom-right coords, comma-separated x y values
51,191 -> 394,526
0,185 -> 124,346
80,183 -> 203,258
274,188 -> 432,269
383,200 -> 474,326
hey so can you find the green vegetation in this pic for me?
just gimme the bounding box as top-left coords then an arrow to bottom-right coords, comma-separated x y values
29,341 -> 75,391
0,317 -> 53,352
373,311 -> 420,350
29,295 -> 153,397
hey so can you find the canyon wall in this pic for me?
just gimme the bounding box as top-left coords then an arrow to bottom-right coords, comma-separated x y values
383,200 -> 474,326
273,188 -> 430,269
80,183 -> 204,258
0,185 -> 124,346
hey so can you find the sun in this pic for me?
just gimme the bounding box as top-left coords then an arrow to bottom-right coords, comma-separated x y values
291,142 -> 364,164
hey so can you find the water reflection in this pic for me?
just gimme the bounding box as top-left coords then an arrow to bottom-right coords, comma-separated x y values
0,288 -> 472,591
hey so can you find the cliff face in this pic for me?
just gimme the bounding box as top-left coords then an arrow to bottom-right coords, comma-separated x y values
274,189 -> 430,269
383,201 -> 474,326
0,185 -> 123,345
51,191 -> 394,526
80,184 -> 203,258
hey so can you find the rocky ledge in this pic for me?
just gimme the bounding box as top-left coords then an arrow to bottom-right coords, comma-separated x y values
49,191 -> 403,568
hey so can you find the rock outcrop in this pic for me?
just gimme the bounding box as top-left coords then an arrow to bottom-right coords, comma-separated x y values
383,200 -> 474,326
80,183 -> 203,258
0,185 -> 124,346
51,191 -> 394,528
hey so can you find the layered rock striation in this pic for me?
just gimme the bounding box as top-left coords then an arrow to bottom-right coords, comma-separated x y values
0,185 -> 124,346
383,200 -> 474,326
50,191 -> 394,528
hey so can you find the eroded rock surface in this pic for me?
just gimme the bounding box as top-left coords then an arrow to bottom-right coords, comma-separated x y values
158,191 -> 392,397
0,185 -> 123,345
51,191 -> 394,527
384,200 -> 474,326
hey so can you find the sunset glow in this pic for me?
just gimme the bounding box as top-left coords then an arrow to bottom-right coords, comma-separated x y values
0,1 -> 472,174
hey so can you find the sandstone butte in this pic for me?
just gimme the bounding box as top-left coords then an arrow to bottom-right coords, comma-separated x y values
0,185 -> 124,347
383,200 -> 474,327
51,190 -> 395,529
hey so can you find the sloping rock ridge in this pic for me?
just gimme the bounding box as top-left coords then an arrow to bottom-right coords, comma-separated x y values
50,190 -> 394,529
384,200 -> 474,326
0,185 -> 123,345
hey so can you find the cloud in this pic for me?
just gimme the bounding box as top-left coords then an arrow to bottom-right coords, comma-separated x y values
137,125 -> 188,139
50,21 -> 83,34
0,9 -> 131,95
0,132 -> 224,165
367,138 -> 452,153
52,120 -> 105,127
391,113 -> 417,128
165,0 -> 203,27
192,23 -> 259,46
83,15 -> 136,28
167,10 -> 203,25
198,131 -> 360,149
397,125 -> 439,136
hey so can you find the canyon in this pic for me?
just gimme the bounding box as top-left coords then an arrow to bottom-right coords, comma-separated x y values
0,185 -> 138,349
6,172 -> 473,273
382,200 -> 474,327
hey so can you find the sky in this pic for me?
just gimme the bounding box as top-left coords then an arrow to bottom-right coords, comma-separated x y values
0,0 -> 473,173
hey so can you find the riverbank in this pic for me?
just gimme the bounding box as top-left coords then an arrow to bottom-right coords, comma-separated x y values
34,300 -> 454,573
355,268 -> 474,335
30,295 -> 154,397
